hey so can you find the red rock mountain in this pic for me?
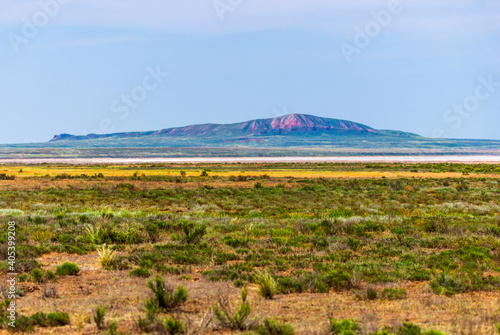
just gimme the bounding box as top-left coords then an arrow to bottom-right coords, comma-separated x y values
151,114 -> 377,137
51,114 -> 378,141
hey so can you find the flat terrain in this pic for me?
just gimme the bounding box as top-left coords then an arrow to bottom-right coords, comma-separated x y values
1,163 -> 500,334
2,155 -> 500,165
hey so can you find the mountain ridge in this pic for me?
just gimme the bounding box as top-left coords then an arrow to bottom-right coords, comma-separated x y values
50,114 -> 382,142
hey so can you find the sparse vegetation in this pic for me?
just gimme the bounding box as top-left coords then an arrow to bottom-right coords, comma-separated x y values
1,162 -> 500,333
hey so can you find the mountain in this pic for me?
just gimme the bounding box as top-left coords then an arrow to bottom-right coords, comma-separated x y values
51,114 -> 380,142
4,113 -> 500,154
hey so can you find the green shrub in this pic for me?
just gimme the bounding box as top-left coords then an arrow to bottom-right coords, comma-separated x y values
165,316 -> 185,334
10,314 -> 34,332
146,276 -> 188,311
422,331 -> 447,335
24,312 -> 70,328
46,312 -> 70,326
94,306 -> 107,330
397,322 -> 421,335
429,273 -> 465,296
180,222 -> 206,245
108,321 -> 119,335
325,270 -> 352,291
381,287 -> 407,300
31,268 -> 44,283
329,318 -> 361,335
256,319 -> 295,335
214,286 -> 252,330
18,274 -> 28,282
254,270 -> 277,299
55,262 -> 80,276
278,277 -> 306,294
347,238 -> 361,251
367,288 -> 378,300
45,270 -> 56,281
130,267 -> 151,278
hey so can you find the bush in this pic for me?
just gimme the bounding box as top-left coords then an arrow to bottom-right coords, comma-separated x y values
18,274 -> 28,282
325,270 -> 352,291
429,273 -> 466,296
31,268 -> 44,283
329,318 -> 361,335
146,276 -> 188,311
278,277 -> 306,294
164,316 -> 186,335
47,312 -> 71,326
381,287 -> 407,300
94,306 -> 107,330
256,319 -> 295,335
180,222 -> 206,245
398,322 -> 422,335
45,270 -> 56,281
367,288 -> 378,300
55,262 -> 80,276
130,267 -> 151,278
214,286 -> 252,330
254,270 -> 277,300
30,312 -> 70,327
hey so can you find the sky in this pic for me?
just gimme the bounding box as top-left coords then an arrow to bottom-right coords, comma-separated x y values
0,0 -> 499,144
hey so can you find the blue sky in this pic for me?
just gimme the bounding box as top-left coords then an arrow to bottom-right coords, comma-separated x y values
0,0 -> 499,144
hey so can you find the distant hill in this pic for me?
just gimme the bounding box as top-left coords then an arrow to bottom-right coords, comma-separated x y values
3,114 -> 500,155
51,114 -> 381,141
44,113 -> 425,148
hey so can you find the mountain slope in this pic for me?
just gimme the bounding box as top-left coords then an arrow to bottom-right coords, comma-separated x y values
51,114 -> 381,142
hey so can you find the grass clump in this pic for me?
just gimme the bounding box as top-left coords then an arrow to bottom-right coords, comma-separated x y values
256,318 -> 295,335
97,244 -> 117,269
254,270 -> 277,300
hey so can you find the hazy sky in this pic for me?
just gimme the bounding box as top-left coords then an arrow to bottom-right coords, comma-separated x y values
0,0 -> 499,144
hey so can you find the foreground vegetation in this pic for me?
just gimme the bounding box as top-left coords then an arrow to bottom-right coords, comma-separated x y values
0,163 -> 500,334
